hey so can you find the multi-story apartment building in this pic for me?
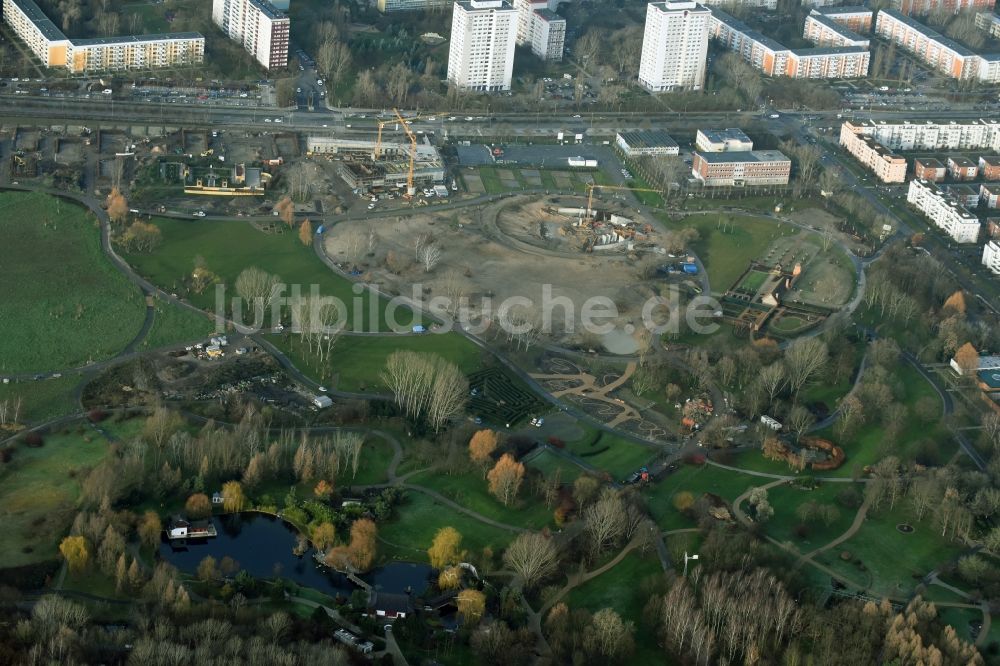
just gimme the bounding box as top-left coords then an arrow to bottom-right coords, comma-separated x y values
2,0 -> 204,72
527,8 -> 565,61
710,9 -> 869,77
983,240 -> 1000,274
803,11 -> 870,47
638,1 -> 711,92
981,184 -> 1000,208
447,0 -> 518,91
914,157 -> 947,181
841,119 -> 1000,152
976,11 -> 1000,37
691,150 -> 791,186
514,0 -> 546,44
813,6 -> 874,33
212,0 -> 289,70
378,0 -> 453,11
947,156 -> 979,180
892,0 -> 995,15
696,128 -> 754,152
697,0 -> 777,9
875,9 -> 1000,82
980,156 -> 1000,180
839,124 -> 909,182
907,179 -> 982,243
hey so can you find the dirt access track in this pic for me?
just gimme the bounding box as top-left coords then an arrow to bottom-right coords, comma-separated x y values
323,196 -> 668,346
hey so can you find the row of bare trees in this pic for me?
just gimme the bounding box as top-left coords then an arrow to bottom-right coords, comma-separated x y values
382,350 -> 468,431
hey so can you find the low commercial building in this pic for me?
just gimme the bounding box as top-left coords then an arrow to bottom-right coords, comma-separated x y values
212,0 -> 289,70
841,118 -> 1000,152
984,240 -> 1000,274
812,6 -> 874,33
981,156 -> 1000,180
914,157 -> 947,181
803,11 -> 870,47
906,178 -> 982,243
875,9 -> 1000,82
982,184 -> 1000,208
696,128 -> 754,152
616,130 -> 680,157
3,0 -> 204,72
839,124 -> 908,183
948,156 -> 979,180
691,150 -> 791,186
892,0 -> 995,15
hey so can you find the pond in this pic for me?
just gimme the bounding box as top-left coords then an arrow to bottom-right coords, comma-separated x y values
158,512 -> 431,598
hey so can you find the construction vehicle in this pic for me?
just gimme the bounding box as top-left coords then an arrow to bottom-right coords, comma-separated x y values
394,108 -> 418,198
585,183 -> 664,219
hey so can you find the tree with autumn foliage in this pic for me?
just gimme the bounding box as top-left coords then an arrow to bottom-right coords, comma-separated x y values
105,187 -> 129,226
275,196 -> 295,227
314,479 -> 334,499
487,453 -> 525,507
222,481 -> 245,512
428,526 -> 464,569
942,290 -> 967,316
457,589 -> 486,624
60,536 -> 90,573
312,522 -> 336,551
468,429 -> 498,474
326,518 -> 377,572
185,493 -> 212,519
954,342 -> 979,377
298,219 -> 313,246
438,566 -> 462,590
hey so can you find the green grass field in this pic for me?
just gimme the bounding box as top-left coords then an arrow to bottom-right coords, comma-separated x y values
270,332 -> 484,391
763,482 -> 857,549
125,217 -> 415,332
563,431 -> 655,480
378,489 -> 514,563
0,192 -> 146,374
644,463 -> 759,531
407,468 -> 552,530
141,299 -> 216,351
0,374 -> 83,425
667,214 -> 799,293
0,422 -> 120,567
525,448 -> 583,484
814,505 -> 964,599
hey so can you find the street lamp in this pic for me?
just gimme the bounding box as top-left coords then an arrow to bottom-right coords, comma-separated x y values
683,552 -> 699,577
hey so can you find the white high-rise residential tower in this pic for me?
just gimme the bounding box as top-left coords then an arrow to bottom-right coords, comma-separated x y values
446,0 -> 518,91
212,0 -> 289,70
638,1 -> 711,92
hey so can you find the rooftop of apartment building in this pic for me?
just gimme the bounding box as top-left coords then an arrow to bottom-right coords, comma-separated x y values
533,7 -> 563,22
879,9 -> 977,57
248,0 -> 289,20
915,157 -> 946,166
458,0 -> 514,10
710,8 -> 788,52
854,133 -> 906,159
849,117 -> 1000,128
72,32 -> 204,47
652,1 -> 710,12
949,155 -> 977,166
981,156 -> 1000,165
814,5 -> 872,15
806,12 -> 869,41
791,45 -> 869,56
913,179 -> 981,218
697,149 -> 789,163
7,0 -> 69,42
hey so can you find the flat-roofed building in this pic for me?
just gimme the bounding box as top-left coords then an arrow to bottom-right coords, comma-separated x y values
378,0 -> 453,10
981,183 -> 1000,208
3,0 -> 204,72
907,178 -> 982,242
696,128 -> 754,152
528,8 -> 565,61
892,0 -> 995,16
914,157 -> 947,181
839,123 -> 908,182
841,118 -> 1000,152
976,11 -> 1000,37
616,130 -> 680,156
804,11 -> 870,47
691,150 -> 791,186
447,0 -> 518,92
875,9 -> 994,80
947,155 -> 979,180
984,239 -> 1000,274
980,155 -> 1000,180
813,6 -> 874,33
638,1 -> 711,92
212,0 -> 289,70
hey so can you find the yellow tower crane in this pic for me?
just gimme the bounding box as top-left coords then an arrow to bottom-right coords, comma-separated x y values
373,111 -> 424,161
393,107 -> 419,198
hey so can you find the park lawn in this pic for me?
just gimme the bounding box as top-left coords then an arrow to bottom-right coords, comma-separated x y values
378,489 -> 514,563
668,213 -> 799,293
564,551 -> 666,662
722,449 -> 797,476
525,448 -> 583,484
563,431 -> 655,480
124,217 -> 411,332
0,425 -> 109,567
407,469 -> 552,530
815,505 -> 964,600
337,432 -> 395,487
0,191 -> 147,374
684,195 -> 787,214
477,168 -> 507,194
0,374 -> 83,424
799,339 -> 864,410
269,332 -> 484,391
644,463 -> 759,531
141,299 -> 216,351
938,606 -> 983,645
763,482 -> 858,550
625,176 -> 665,207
